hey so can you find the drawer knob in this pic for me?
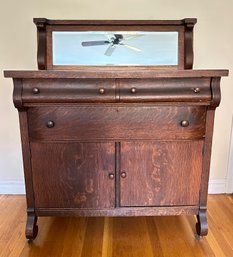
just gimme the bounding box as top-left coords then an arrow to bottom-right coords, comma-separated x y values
108,173 -> 115,179
32,87 -> 40,94
131,87 -> 136,94
120,171 -> 127,178
46,120 -> 55,128
180,120 -> 189,127
99,88 -> 105,94
193,87 -> 200,93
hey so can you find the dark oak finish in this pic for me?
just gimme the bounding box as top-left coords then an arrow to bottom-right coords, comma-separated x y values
196,207 -> 208,238
35,206 -> 198,217
6,71 -> 226,240
34,19 -> 47,70
18,112 -> 35,207
4,18 -> 229,241
33,18 -> 197,26
4,69 -> 228,79
31,142 -> 115,208
22,78 -> 116,103
26,210 -> 38,240
120,141 -> 203,207
21,77 -> 212,104
119,78 -> 211,102
28,106 -> 206,141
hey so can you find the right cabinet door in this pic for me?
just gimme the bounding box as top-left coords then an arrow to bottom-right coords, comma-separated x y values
120,141 -> 203,207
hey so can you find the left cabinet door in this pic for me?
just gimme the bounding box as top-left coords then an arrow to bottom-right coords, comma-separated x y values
30,142 -> 115,208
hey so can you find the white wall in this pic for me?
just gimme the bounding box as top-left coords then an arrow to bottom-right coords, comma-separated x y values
0,0 -> 233,193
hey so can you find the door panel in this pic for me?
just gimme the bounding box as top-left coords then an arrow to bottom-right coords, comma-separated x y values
31,142 -> 115,208
120,141 -> 203,206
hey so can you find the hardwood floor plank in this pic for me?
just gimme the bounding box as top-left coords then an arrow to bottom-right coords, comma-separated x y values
112,217 -> 154,257
0,194 -> 232,257
102,217 -> 113,257
154,216 -> 198,257
80,217 -> 105,257
206,195 -> 233,256
146,217 -> 164,256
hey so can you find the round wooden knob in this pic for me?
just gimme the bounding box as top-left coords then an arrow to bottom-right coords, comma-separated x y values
131,87 -> 136,94
180,120 -> 189,127
193,87 -> 200,93
99,88 -> 105,94
32,87 -> 40,94
46,120 -> 55,128
108,173 -> 115,179
120,171 -> 127,178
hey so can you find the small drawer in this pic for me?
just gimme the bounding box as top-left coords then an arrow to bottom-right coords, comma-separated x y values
28,106 -> 206,141
119,78 -> 211,102
22,78 -> 116,103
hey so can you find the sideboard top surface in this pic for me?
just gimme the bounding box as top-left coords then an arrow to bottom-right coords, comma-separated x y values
4,69 -> 229,79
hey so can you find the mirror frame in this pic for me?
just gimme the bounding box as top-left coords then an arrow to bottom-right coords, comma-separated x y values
34,18 -> 197,70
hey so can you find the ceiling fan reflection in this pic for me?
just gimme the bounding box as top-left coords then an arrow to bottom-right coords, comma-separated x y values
81,34 -> 142,56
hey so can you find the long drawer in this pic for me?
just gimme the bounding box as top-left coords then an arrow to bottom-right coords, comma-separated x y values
28,106 -> 206,141
22,78 -> 116,103
119,78 -> 211,102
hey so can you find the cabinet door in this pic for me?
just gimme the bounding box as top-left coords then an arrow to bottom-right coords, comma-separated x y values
31,142 -> 115,208
120,141 -> 203,207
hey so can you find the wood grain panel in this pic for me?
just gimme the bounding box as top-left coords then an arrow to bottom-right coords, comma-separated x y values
22,78 -> 116,103
119,78 -> 211,102
30,142 -> 115,208
28,106 -> 206,141
120,141 -> 203,206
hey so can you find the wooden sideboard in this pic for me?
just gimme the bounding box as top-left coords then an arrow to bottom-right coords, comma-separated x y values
4,19 -> 228,240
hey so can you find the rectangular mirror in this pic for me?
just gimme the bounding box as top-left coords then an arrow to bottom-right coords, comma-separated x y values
52,31 -> 178,66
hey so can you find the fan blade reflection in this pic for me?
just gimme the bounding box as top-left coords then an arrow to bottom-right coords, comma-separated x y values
105,45 -> 116,56
122,43 -> 141,52
81,41 -> 109,46
123,35 -> 143,41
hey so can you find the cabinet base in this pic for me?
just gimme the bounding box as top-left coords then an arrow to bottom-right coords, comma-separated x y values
24,206 -> 208,240
35,206 -> 198,217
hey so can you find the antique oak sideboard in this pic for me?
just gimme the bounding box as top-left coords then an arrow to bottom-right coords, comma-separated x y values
4,18 -> 228,240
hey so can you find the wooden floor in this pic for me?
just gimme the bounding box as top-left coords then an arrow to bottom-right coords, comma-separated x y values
0,195 -> 232,257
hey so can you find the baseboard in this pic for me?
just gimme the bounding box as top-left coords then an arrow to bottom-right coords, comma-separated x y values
226,116 -> 233,193
0,180 -> 25,194
208,179 -> 227,194
0,179 -> 228,195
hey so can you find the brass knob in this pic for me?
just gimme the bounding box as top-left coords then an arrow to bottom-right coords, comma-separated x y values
180,120 -> 189,127
108,173 -> 115,179
46,120 -> 55,128
131,87 -> 136,94
32,87 -> 40,94
193,87 -> 200,93
99,88 -> 105,94
120,171 -> 127,178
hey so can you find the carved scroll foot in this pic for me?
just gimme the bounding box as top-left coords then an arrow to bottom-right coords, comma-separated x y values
195,208 -> 208,239
26,213 -> 38,241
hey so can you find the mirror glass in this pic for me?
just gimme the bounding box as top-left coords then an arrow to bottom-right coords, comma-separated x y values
52,31 -> 178,66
